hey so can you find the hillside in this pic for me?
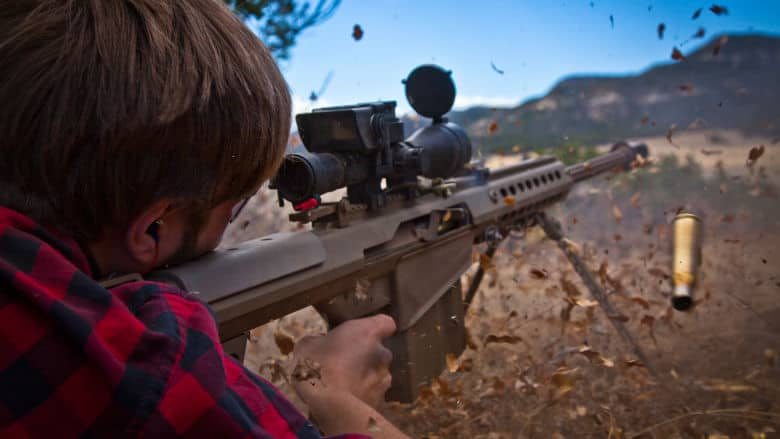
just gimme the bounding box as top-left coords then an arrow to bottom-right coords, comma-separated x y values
406,34 -> 780,152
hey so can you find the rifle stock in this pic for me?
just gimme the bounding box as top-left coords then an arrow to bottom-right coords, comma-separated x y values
150,142 -> 647,402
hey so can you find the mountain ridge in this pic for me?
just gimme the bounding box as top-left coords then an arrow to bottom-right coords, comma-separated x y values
404,33 -> 780,152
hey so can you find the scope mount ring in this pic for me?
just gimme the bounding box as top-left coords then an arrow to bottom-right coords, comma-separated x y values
403,64 -> 455,121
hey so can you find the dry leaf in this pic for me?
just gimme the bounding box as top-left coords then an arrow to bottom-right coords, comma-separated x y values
575,298 -> 598,308
551,367 -> 578,397
577,346 -> 615,367
485,334 -> 523,345
666,123 -> 677,144
713,35 -> 728,55
657,23 -> 665,39
679,83 -> 694,93
765,348 -> 778,367
445,353 -> 459,373
530,268 -> 549,279
273,330 -> 295,355
487,121 -> 499,135
624,359 -> 644,368
479,253 -> 496,272
504,195 -> 516,206
613,234 -> 622,241
692,27 -> 706,39
747,145 -> 765,166
630,296 -> 650,309
709,5 -> 728,15
612,205 -> 623,222
692,8 -> 702,19
671,47 -> 686,61
629,192 -> 641,206
352,24 -> 364,41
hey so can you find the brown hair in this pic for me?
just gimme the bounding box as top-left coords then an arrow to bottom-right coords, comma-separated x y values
0,0 -> 291,242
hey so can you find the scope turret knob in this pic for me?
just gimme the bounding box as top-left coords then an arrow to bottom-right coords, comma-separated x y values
403,64 -> 456,121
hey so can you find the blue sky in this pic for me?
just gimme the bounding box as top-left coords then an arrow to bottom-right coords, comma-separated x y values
269,1 -> 780,118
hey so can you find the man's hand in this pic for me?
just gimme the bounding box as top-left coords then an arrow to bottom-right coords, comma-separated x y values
291,314 -> 396,408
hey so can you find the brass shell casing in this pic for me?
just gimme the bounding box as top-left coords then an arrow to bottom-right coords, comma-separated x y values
672,213 -> 702,310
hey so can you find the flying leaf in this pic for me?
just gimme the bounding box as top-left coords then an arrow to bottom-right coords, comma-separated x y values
692,27 -> 706,39
747,145 -> 765,166
613,234 -> 622,241
666,123 -> 677,145
612,205 -> 623,222
352,24 -> 364,41
609,14 -> 614,29
624,359 -> 645,368
487,121 -> 499,135
713,35 -> 728,55
679,83 -> 694,93
445,353 -> 459,373
274,330 -> 295,355
657,23 -> 665,39
504,195 -> 517,206
709,5 -> 728,15
490,61 -> 505,75
577,346 -> 615,367
692,8 -> 702,19
671,47 -> 686,61
629,192 -> 641,206
575,298 -> 598,308
479,253 -> 495,272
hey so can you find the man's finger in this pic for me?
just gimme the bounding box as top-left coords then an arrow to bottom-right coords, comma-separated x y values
367,314 -> 396,339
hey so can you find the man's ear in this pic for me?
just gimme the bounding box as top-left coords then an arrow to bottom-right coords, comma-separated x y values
125,199 -> 172,266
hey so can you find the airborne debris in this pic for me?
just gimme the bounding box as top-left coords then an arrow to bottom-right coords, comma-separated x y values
609,14 -> 614,29
657,23 -> 665,39
490,61 -> 505,75
746,145 -> 765,167
612,205 -> 623,222
629,192 -> 641,207
692,8 -> 702,19
709,5 -> 728,15
577,346 -> 615,367
671,47 -> 686,61
713,35 -> 728,55
352,24 -> 364,41
692,27 -> 706,39
666,123 -> 678,146
679,83 -> 694,93
504,195 -> 516,206
487,121 -> 499,135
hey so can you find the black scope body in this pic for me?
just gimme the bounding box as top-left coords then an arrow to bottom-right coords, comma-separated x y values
273,101 -> 471,207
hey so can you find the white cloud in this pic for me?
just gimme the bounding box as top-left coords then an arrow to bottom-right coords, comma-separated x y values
452,95 -> 519,110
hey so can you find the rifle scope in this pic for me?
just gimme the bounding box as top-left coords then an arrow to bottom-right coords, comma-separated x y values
272,65 -> 472,209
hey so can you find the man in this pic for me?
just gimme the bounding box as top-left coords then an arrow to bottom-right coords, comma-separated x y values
0,0 -> 408,437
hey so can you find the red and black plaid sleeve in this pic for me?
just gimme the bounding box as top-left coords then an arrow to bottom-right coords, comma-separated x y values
0,207 -> 369,438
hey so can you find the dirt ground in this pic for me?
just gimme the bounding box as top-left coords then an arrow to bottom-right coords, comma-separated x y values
223,129 -> 779,438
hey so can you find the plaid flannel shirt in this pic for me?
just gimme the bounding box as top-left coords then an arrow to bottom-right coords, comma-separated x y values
0,207 -> 368,438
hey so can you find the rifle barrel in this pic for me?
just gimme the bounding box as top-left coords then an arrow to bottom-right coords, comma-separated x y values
566,143 -> 648,182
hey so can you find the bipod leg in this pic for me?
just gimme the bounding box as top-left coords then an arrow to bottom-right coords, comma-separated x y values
464,226 -> 504,310
535,213 -> 659,379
